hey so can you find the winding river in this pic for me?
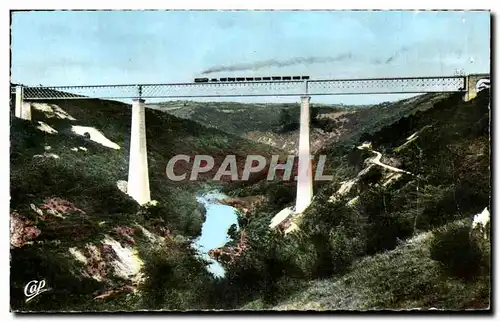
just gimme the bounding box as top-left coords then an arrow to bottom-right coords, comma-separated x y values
192,190 -> 239,277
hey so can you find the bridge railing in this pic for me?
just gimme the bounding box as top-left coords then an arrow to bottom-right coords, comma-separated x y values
13,76 -> 466,100
308,76 -> 465,95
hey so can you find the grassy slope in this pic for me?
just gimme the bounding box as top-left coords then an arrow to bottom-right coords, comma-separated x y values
155,101 -> 329,136
9,98 -> 282,311
159,100 -> 352,153
259,222 -> 489,310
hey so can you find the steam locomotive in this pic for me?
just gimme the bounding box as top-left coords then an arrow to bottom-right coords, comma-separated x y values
193,75 -> 310,83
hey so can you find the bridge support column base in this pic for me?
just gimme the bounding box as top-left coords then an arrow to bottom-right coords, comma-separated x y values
127,99 -> 151,205
295,95 -> 313,213
463,74 -> 490,102
20,102 -> 32,120
14,86 -> 24,119
463,91 -> 477,102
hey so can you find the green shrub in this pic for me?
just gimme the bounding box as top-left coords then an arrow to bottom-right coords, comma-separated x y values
139,244 -> 213,310
295,195 -> 366,278
357,165 -> 384,187
277,108 -> 300,133
138,193 -> 204,238
417,183 -> 488,230
300,226 -> 363,279
364,212 -> 414,255
266,183 -> 296,210
430,225 -> 486,280
214,227 -> 307,307
301,194 -> 363,235
329,228 -> 362,273
360,187 -> 413,254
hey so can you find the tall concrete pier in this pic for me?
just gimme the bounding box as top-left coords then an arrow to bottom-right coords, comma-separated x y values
14,86 -> 31,120
21,102 -> 32,120
127,99 -> 151,205
295,95 -> 313,213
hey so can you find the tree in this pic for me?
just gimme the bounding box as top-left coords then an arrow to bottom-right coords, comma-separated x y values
227,224 -> 239,240
277,108 -> 299,132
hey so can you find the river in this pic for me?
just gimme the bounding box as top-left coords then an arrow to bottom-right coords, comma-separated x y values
192,190 -> 239,278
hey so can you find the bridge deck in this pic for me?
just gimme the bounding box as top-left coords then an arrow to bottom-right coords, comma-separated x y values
16,76 -> 466,100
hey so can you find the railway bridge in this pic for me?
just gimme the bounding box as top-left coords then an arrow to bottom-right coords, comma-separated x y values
11,73 -> 490,213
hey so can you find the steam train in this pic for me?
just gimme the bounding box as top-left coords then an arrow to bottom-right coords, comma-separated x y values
193,75 -> 310,83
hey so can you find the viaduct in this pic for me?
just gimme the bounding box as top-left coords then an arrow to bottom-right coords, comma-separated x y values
11,73 -> 490,214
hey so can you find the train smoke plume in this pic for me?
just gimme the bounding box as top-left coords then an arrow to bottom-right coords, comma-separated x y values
201,53 -> 354,74
372,46 -> 411,65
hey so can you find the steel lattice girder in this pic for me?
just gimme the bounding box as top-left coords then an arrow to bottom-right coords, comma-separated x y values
19,76 -> 466,100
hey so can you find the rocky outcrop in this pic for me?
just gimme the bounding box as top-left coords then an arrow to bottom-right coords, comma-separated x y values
10,212 -> 41,248
219,195 -> 265,215
269,207 -> 295,230
471,207 -> 490,240
208,230 -> 248,265
116,180 -> 128,194
329,142 -> 411,203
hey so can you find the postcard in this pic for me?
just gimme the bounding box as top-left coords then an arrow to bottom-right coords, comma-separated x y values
9,9 -> 491,312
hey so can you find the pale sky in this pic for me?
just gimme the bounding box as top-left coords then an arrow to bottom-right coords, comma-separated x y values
10,10 -> 490,104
